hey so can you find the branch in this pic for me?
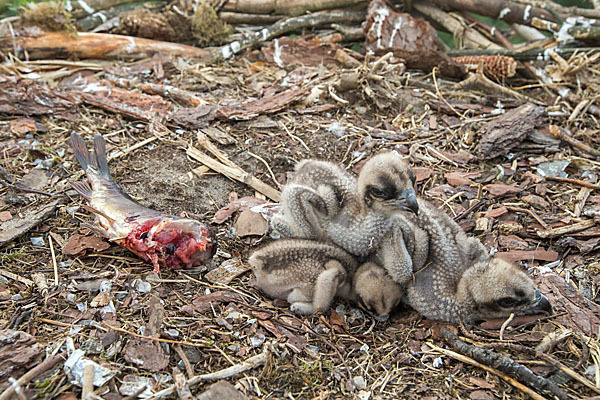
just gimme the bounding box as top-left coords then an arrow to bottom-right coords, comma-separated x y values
415,0 -> 558,26
441,329 -> 569,400
0,353 -> 66,400
214,10 -> 365,61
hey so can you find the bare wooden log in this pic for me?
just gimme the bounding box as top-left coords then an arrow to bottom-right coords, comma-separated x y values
222,0 -> 367,16
0,32 -> 210,60
412,1 -> 502,50
413,0 -> 558,25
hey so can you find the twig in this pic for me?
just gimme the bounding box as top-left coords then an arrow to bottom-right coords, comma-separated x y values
248,151 -> 280,188
549,125 -> 600,159
440,329 -> 568,400
545,176 -> 600,191
0,268 -> 34,286
0,353 -> 66,400
48,234 -> 59,286
536,219 -> 596,238
499,313 -> 514,341
173,344 -> 194,378
172,367 -> 194,400
82,364 -> 95,400
454,71 -> 543,105
101,321 -> 209,348
145,349 -> 269,400
505,206 -> 549,230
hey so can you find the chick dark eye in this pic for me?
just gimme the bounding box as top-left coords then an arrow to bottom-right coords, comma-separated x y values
369,187 -> 386,199
497,297 -> 519,308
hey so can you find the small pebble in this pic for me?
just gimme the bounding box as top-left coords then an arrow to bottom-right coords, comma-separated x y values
353,376 -> 367,390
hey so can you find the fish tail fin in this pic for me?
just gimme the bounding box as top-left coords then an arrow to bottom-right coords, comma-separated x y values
70,132 -> 93,173
69,180 -> 92,201
93,134 -> 112,179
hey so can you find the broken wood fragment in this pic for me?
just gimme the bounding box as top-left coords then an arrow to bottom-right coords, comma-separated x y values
187,146 -> 281,201
537,219 -> 596,239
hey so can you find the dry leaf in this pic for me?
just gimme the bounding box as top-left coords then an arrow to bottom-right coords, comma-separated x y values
484,183 -> 523,197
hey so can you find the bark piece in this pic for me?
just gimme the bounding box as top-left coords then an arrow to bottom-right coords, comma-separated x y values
197,380 -> 249,399
213,195 -> 267,224
0,330 -> 44,390
205,259 -> 251,285
180,291 -> 242,315
0,75 -> 77,118
533,271 -> 600,337
364,0 -> 466,78
216,87 -> 307,120
475,104 -> 547,158
496,249 -> 559,262
123,296 -> 169,372
262,34 -> 343,68
63,233 -> 110,256
234,209 -> 268,237
0,199 -> 62,246
62,75 -> 172,122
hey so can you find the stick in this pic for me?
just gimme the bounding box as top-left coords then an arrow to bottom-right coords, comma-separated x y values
82,364 -> 95,400
549,125 -> 600,159
187,146 -> 281,201
545,176 -> 600,191
48,234 -> 59,286
145,349 -> 268,400
440,329 -> 568,400
221,0 -> 366,15
215,10 -> 365,61
429,342 -> 549,400
0,268 -> 34,286
0,353 -> 65,400
423,0 -> 557,25
536,219 -> 596,238
482,342 -> 600,395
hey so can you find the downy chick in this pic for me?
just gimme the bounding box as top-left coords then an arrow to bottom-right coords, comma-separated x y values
249,239 -> 358,315
405,199 -> 551,323
273,152 -> 419,257
249,240 -> 405,317
351,262 -> 404,317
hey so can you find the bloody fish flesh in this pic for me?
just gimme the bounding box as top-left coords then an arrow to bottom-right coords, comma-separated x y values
69,132 -> 217,273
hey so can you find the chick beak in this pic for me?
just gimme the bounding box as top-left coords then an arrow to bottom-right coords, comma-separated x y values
396,189 -> 419,214
522,289 -> 552,315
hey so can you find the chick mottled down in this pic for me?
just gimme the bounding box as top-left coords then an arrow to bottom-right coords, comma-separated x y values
249,239 -> 358,315
405,199 -> 552,324
249,239 -> 404,316
272,152 -> 421,288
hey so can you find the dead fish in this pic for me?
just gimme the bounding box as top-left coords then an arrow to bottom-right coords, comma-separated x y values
69,132 -> 217,273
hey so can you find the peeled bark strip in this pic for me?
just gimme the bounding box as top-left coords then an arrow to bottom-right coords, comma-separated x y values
0,32 -> 210,60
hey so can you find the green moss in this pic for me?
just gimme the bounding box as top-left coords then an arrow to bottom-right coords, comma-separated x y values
190,0 -> 232,46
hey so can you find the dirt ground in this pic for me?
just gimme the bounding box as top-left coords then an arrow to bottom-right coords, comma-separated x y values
0,41 -> 599,400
